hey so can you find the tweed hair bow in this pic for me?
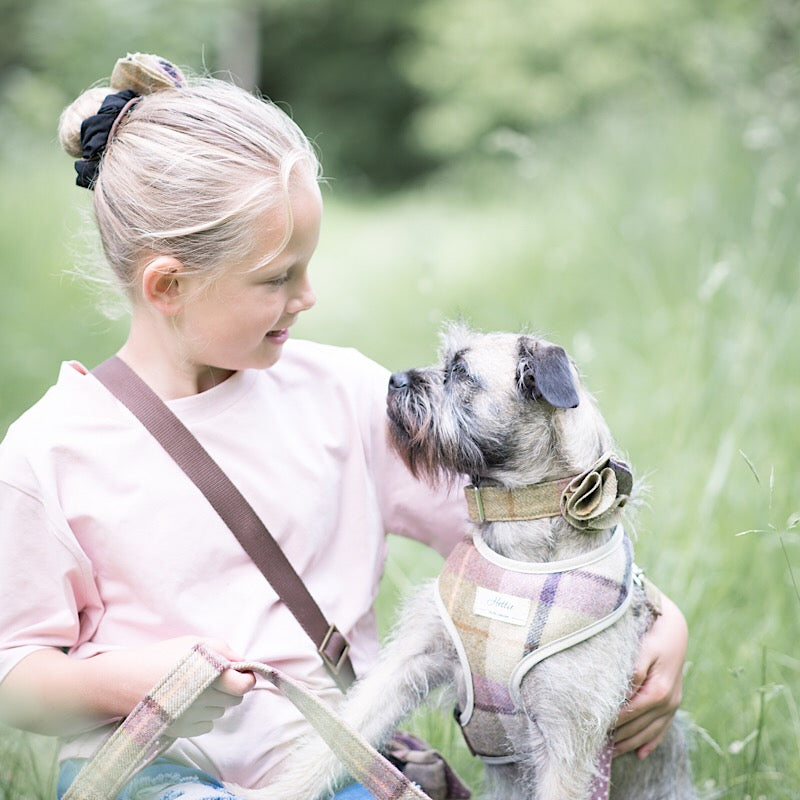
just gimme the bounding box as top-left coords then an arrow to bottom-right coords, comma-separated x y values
110,52 -> 186,93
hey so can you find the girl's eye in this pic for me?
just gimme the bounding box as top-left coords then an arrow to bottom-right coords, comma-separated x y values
265,273 -> 290,287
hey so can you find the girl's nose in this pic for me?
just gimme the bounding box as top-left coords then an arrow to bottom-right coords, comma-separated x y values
287,273 -> 316,314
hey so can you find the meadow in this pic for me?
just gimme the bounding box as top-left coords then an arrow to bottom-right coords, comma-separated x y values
0,94 -> 798,798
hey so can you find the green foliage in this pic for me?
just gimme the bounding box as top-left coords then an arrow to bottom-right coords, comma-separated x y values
299,94 -> 800,797
0,725 -> 56,799
3,0 -> 799,187
401,0 -> 800,161
9,0 -> 223,96
0,133 -> 127,436
1,88 -> 799,800
0,0 -> 434,189
0,0 -> 229,159
0,0 -> 30,74
0,4 -> 799,797
254,0 -> 438,188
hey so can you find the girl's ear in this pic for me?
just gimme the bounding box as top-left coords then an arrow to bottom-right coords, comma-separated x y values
141,256 -> 187,315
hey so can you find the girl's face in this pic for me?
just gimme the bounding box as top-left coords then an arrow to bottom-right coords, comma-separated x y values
177,169 -> 321,383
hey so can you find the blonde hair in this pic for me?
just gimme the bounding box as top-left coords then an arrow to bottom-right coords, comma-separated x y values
58,63 -> 319,306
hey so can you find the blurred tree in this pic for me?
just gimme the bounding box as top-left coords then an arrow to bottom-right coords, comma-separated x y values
19,0 -> 224,95
252,0 -> 438,189
1,0 -> 797,187
400,0 -> 800,161
0,0 -> 226,147
0,0 -> 434,188
217,2 -> 261,91
0,0 -> 30,74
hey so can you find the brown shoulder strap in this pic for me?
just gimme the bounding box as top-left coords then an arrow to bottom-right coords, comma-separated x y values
92,356 -> 355,691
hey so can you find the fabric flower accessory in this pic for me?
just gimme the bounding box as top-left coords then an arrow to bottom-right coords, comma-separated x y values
560,453 -> 633,530
109,52 -> 186,94
75,53 -> 186,189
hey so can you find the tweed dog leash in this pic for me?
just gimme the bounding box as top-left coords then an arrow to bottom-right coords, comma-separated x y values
62,643 -> 431,800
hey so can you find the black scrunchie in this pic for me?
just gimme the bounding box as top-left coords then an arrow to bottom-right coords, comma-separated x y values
74,89 -> 139,189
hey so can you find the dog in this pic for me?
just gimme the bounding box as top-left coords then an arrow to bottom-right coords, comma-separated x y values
241,323 -> 695,800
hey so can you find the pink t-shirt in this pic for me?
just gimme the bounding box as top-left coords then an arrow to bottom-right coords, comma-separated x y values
0,339 -> 469,787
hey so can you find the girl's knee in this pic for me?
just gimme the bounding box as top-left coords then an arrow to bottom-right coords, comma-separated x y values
331,784 -> 378,800
57,757 -> 246,800
151,785 -> 245,800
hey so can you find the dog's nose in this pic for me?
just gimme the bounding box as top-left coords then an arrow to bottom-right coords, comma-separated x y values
389,371 -> 410,390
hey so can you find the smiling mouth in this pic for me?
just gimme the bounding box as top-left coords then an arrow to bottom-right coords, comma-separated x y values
266,327 -> 290,344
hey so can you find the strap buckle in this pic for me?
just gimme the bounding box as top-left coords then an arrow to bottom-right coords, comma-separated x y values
318,624 -> 351,676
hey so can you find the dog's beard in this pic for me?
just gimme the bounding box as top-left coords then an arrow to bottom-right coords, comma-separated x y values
387,383 -> 495,486
388,385 -> 448,484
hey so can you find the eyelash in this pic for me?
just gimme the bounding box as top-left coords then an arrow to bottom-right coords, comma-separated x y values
265,273 -> 290,287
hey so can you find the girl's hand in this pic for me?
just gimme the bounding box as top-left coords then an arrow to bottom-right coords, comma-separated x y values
99,636 -> 256,738
162,638 -> 256,738
612,593 -> 688,759
0,636 -> 255,738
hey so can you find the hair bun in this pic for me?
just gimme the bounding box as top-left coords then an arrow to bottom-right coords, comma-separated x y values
58,54 -> 185,162
110,53 -> 186,95
59,86 -> 112,158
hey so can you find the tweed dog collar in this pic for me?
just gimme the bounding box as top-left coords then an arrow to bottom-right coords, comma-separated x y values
464,452 -> 633,530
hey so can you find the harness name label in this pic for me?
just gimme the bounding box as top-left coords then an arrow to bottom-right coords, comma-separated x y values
473,587 -> 531,626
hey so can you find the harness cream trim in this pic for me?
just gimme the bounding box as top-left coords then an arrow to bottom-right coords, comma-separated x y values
473,522 -> 627,574
509,583 -> 633,707
434,585 -> 478,723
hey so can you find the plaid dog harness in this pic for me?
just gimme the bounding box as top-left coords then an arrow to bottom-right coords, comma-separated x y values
435,525 -> 633,763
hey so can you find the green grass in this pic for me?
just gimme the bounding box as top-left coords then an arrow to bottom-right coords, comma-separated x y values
0,726 -> 57,799
1,94 -> 798,797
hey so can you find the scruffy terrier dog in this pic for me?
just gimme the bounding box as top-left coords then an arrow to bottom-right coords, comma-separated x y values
246,324 -> 695,800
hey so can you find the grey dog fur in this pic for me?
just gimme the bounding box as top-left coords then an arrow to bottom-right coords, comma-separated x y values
236,323 -> 695,800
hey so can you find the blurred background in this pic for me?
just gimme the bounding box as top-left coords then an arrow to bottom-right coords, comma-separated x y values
1,0 -> 799,797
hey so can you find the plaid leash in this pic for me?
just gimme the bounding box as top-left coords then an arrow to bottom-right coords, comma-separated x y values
61,645 -> 225,800
62,643 -> 429,800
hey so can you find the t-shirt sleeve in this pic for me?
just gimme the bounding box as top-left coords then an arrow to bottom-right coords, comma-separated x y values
0,475 -> 103,684
355,353 -> 470,558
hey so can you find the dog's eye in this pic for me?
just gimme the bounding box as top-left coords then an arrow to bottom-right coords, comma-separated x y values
445,358 -> 470,384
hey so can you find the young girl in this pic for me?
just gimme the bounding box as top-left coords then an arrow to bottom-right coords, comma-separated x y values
0,54 -> 688,800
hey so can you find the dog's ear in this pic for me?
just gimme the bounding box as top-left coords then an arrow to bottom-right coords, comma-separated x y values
518,340 -> 580,409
